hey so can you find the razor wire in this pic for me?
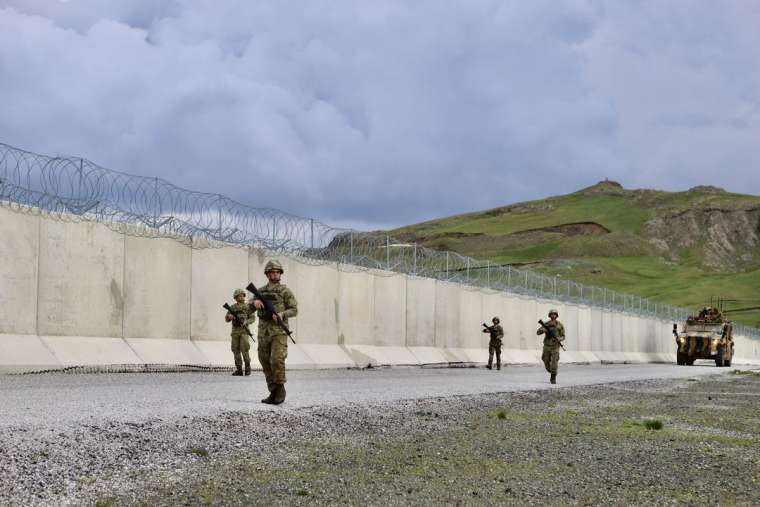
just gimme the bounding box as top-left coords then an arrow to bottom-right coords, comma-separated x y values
1,141 -> 758,340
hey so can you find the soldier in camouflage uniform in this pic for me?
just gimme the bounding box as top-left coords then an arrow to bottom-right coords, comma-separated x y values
225,288 -> 255,376
251,260 -> 298,405
482,317 -> 504,370
537,309 -> 565,384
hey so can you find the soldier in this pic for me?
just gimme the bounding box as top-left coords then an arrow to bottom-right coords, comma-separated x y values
537,309 -> 565,384
225,288 -> 255,376
251,260 -> 298,405
482,317 -> 504,370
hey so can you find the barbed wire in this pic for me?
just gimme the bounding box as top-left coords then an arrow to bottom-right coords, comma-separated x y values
1,141 -> 758,339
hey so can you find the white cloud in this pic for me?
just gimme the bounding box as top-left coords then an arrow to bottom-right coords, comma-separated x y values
0,1 -> 758,229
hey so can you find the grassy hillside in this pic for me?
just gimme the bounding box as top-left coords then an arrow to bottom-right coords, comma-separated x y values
392,181 -> 760,328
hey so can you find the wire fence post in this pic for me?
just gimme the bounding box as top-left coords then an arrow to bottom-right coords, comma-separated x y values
217,194 -> 222,239
350,232 -> 354,264
445,251 -> 449,279
77,158 -> 84,201
310,219 -> 314,249
486,260 -> 490,288
466,257 -> 470,280
153,177 -> 159,226
413,242 -> 417,276
386,235 -> 390,270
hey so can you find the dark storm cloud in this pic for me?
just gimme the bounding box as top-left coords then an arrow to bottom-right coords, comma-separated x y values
0,1 -> 758,230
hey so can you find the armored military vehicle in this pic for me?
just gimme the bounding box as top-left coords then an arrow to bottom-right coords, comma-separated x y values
673,307 -> 733,367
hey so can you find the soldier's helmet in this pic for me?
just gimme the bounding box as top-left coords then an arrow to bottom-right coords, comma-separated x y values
548,309 -> 559,317
233,288 -> 246,298
492,317 -> 500,324
264,260 -> 284,274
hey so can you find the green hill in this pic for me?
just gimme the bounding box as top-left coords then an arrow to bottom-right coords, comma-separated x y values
391,181 -> 760,327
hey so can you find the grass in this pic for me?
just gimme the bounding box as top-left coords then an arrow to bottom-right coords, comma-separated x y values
643,419 -> 664,430
390,184 -> 760,327
94,375 -> 760,506
189,447 -> 209,457
396,194 -> 655,237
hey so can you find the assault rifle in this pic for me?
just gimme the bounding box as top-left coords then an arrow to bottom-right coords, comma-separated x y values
538,319 -> 565,350
223,303 -> 254,342
246,283 -> 296,344
482,323 -> 499,339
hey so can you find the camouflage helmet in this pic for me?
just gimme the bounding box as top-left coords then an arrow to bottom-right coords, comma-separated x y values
548,309 -> 559,317
233,288 -> 246,298
492,317 -> 500,324
264,260 -> 284,274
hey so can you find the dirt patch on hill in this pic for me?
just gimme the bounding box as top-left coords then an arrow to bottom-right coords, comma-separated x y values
513,222 -> 611,237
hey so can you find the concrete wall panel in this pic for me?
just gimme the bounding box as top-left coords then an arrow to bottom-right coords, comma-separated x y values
124,236 -> 191,339
434,282 -> 460,348
457,288 -> 483,349
38,220 -> 124,337
577,307 -> 592,351
518,297 -> 539,349
501,295 -> 522,349
590,308 -> 603,352
372,273 -> 406,347
561,304 -> 579,351
192,246 -> 248,341
0,208 -> 38,335
285,259 -> 338,344
405,277 -> 436,347
337,269 -> 373,345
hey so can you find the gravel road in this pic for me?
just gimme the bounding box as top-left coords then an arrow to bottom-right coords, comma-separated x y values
1,364 -> 758,506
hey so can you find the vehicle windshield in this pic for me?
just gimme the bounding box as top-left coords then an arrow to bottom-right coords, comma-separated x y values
683,323 -> 724,333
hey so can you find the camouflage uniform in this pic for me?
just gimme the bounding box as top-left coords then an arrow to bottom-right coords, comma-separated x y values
255,282 -> 298,392
537,318 -> 565,383
227,293 -> 255,375
483,322 -> 504,370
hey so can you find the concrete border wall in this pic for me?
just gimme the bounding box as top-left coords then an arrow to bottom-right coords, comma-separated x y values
1,208 -> 759,372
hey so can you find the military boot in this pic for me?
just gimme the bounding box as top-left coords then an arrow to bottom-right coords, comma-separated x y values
261,383 -> 276,404
550,373 -> 557,384
244,363 -> 251,376
232,367 -> 243,376
272,384 -> 286,405
497,362 -> 501,371
486,363 -> 492,370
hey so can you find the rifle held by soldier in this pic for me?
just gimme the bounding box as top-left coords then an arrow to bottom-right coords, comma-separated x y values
538,319 -> 565,350
223,303 -> 254,342
482,322 -> 497,338
246,282 -> 296,344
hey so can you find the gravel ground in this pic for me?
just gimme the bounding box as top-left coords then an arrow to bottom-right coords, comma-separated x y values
1,368 -> 759,506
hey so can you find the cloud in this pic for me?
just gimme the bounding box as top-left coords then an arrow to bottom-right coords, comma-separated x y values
0,1 -> 758,230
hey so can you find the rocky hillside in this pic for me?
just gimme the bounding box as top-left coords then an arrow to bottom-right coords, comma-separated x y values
390,181 -> 760,326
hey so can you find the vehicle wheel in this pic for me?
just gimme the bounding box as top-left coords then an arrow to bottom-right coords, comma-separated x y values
686,358 -> 695,366
725,344 -> 732,367
715,346 -> 725,367
676,352 -> 686,366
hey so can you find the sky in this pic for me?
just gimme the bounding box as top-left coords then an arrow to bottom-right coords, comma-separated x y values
1,0 -> 759,230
